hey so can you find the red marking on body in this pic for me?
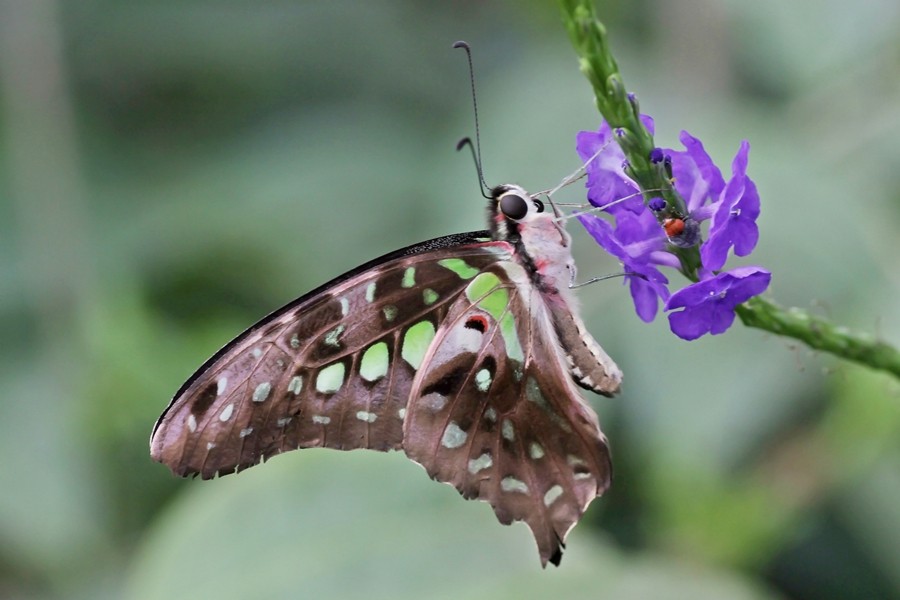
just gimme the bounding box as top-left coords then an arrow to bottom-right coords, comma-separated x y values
663,218 -> 685,237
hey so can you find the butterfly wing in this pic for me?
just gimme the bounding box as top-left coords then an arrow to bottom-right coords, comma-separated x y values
150,233 -> 512,479
404,262 -> 612,567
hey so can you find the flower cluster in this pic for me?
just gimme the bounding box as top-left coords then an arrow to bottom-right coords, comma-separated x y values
576,118 -> 771,340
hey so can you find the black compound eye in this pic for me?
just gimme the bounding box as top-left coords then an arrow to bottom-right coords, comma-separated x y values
499,194 -> 528,220
532,198 -> 544,212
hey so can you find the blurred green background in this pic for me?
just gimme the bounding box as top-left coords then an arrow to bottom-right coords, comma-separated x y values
2,1 -> 899,598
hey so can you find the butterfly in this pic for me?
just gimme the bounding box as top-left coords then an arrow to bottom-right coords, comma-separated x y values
150,183 -> 622,567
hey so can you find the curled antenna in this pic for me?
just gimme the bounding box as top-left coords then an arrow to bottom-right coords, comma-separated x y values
456,137 -> 490,199
453,41 -> 490,198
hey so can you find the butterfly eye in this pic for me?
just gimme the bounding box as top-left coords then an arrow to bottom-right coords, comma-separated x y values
532,199 -> 544,213
499,194 -> 528,220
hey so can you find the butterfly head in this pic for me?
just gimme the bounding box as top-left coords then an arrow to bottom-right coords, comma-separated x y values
489,184 -> 576,293
489,184 -> 550,242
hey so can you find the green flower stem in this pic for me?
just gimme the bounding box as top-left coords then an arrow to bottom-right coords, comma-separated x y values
736,298 -> 900,379
559,0 -> 900,381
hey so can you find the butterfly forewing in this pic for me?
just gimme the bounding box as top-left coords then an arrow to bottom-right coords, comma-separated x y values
404,265 -> 611,566
150,238 -> 511,479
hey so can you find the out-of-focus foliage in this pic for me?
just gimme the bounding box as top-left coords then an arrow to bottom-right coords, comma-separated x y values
1,1 -> 898,599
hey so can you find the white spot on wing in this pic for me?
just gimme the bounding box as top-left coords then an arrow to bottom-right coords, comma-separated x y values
501,419 -> 515,442
441,421 -> 468,449
216,376 -> 228,396
467,453 -> 493,474
187,414 -> 197,433
339,296 -> 350,316
475,368 -> 492,392
432,324 -> 482,363
356,411 -> 377,423
501,476 -> 528,493
219,403 -> 234,422
206,442 -> 216,451
423,393 -> 447,411
484,407 -> 497,422
365,281 -> 377,303
323,325 -> 345,347
239,427 -> 253,438
398,408 -> 407,420
277,417 -> 292,427
288,376 -> 303,395
567,455 -> 586,467
529,442 -> 545,460
543,485 -> 563,506
252,382 -> 271,403
312,415 -> 331,425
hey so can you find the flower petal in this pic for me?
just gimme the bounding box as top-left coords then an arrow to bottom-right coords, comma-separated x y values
701,141 -> 760,271
667,131 -> 726,217
664,267 -> 771,340
668,307 -> 710,340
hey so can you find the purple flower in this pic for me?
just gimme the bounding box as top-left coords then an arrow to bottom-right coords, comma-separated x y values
578,207 -> 676,322
576,115 -> 655,214
576,118 -> 770,340
664,267 -> 771,340
700,141 -> 760,271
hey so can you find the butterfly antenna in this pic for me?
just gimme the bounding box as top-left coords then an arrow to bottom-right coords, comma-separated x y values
454,41 -> 490,199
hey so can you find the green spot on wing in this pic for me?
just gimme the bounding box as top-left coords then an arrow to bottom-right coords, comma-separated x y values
465,272 -> 501,304
480,289 -> 509,321
423,288 -> 439,305
316,363 -> 346,394
401,266 -> 416,288
360,342 -> 389,382
401,321 -> 435,370
500,312 -> 524,362
439,258 -> 480,279
383,305 -> 398,322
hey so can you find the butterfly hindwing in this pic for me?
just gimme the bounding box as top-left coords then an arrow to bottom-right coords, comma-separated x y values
150,236 -> 511,479
404,263 -> 612,566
